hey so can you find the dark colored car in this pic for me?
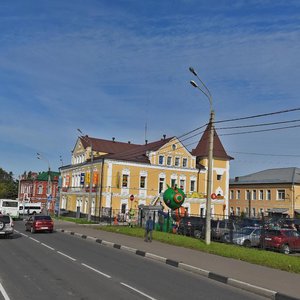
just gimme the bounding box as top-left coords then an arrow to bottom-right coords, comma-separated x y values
25,215 -> 54,233
261,229 -> 300,254
177,216 -> 206,239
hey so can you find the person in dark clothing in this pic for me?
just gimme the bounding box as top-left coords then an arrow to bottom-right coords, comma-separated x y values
144,216 -> 154,242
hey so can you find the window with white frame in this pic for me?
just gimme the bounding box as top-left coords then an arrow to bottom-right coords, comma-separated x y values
167,156 -> 172,166
159,177 -> 165,193
122,174 -> 129,187
266,190 -> 271,200
230,190 -> 234,200
277,189 -> 285,200
252,208 -> 256,217
38,185 -> 43,194
190,180 -> 195,192
246,190 -> 251,201
259,190 -> 264,200
252,190 -> 257,200
236,207 -> 240,216
159,155 -> 164,165
140,176 -> 146,189
182,158 -> 187,168
174,157 -> 180,167
171,178 -> 176,188
180,179 -> 185,191
236,190 -> 240,200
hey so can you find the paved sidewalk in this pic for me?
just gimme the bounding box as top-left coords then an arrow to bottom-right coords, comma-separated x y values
54,220 -> 300,299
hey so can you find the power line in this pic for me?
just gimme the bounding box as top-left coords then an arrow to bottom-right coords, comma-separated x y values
215,107 -> 300,124
229,151 -> 300,157
216,119 -> 300,130
219,124 -> 300,136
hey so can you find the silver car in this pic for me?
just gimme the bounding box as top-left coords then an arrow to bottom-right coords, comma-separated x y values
224,227 -> 261,247
0,214 -> 14,238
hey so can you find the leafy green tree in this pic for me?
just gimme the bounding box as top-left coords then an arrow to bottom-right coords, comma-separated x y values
0,168 -> 18,199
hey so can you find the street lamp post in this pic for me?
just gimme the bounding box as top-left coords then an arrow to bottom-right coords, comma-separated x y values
189,67 -> 215,245
77,129 -> 93,222
37,152 -> 51,215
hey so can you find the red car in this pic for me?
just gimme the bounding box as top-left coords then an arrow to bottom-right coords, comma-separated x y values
25,215 -> 54,233
261,229 -> 300,254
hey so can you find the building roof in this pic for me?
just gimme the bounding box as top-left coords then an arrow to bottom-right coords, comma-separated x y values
230,167 -> 300,185
36,171 -> 60,181
191,123 -> 233,160
101,137 -> 174,164
79,136 -> 139,155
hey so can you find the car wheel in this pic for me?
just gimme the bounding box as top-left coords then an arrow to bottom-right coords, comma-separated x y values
194,230 -> 201,239
281,244 -> 290,255
31,227 -> 35,234
243,240 -> 251,247
0,222 -> 4,230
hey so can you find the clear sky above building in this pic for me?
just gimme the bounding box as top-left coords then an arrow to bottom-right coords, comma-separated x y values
1,0 -> 300,178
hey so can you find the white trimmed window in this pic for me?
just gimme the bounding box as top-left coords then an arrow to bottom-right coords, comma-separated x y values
182,158 -> 187,168
277,189 -> 285,200
252,190 -> 257,200
266,190 -> 271,200
236,190 -> 240,200
159,155 -> 164,165
259,190 -> 263,200
174,157 -> 180,167
167,156 -> 172,166
230,190 -> 234,200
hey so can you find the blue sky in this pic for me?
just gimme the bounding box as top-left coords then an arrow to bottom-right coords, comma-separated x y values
1,0 -> 300,178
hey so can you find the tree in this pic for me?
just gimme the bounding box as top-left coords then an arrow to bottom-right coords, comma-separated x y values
0,167 -> 18,199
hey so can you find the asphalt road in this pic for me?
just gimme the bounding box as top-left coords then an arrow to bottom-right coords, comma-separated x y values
0,221 -> 267,300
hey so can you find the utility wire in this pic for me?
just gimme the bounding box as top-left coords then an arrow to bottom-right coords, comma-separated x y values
219,124 -> 300,136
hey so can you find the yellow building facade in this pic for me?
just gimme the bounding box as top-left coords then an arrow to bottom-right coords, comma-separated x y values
229,168 -> 300,218
60,128 -> 232,219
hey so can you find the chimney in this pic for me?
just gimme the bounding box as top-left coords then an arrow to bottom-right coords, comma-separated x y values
234,177 -> 239,182
128,141 -> 131,144
163,134 -> 166,140
112,137 -> 115,142
145,140 -> 148,145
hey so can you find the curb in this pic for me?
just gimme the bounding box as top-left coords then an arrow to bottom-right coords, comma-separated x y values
57,229 -> 299,300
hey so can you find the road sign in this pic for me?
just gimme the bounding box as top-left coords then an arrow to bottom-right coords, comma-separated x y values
130,194 -> 134,201
211,193 -> 217,200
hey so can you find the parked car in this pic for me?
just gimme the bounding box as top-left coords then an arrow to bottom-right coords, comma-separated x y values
223,227 -> 261,247
55,208 -> 69,217
0,214 -> 14,238
177,216 -> 206,239
237,218 -> 263,228
210,219 -> 239,240
261,229 -> 300,254
25,215 -> 54,233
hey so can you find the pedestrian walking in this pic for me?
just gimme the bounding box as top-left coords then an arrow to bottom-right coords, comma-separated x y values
144,215 -> 154,242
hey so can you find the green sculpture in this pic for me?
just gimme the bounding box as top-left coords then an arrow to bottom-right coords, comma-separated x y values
163,185 -> 185,210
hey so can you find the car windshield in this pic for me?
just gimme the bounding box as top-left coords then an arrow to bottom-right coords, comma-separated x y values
238,228 -> 254,235
34,215 -> 52,221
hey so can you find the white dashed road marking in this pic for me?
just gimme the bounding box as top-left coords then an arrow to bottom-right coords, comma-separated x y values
120,282 -> 157,300
81,263 -> 111,278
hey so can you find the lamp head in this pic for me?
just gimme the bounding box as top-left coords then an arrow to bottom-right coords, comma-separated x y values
189,67 -> 197,76
190,80 -> 198,88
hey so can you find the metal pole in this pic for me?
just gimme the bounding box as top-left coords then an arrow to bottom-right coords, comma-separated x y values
205,110 -> 214,245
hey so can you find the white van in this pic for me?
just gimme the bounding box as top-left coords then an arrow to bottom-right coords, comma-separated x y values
0,199 -> 19,219
19,202 -> 42,215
